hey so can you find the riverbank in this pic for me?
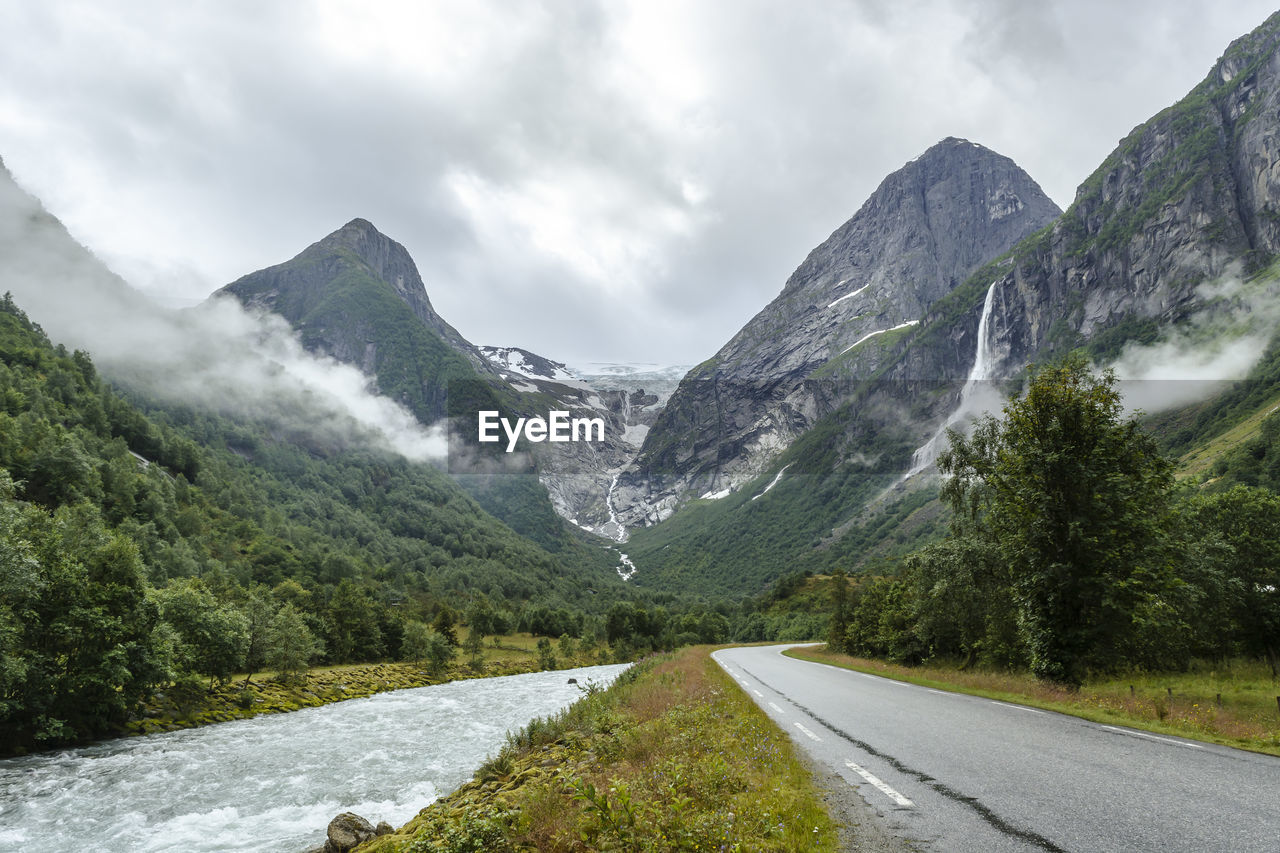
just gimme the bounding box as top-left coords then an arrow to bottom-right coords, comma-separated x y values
786,645 -> 1280,756
127,634 -> 607,737
351,646 -> 845,852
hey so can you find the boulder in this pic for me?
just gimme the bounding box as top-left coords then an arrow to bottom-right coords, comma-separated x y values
324,812 -> 377,852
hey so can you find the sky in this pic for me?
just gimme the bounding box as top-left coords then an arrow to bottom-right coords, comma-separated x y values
1,1 -> 1277,368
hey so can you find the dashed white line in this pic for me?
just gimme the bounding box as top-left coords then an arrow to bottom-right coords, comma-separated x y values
846,761 -> 913,807
1099,725 -> 1204,749
927,689 -> 950,696
753,689 -> 764,698
768,701 -> 785,714
794,722 -> 823,741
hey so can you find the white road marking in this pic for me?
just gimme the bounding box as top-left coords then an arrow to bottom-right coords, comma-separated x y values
992,701 -> 1045,715
768,702 -> 785,714
795,722 -> 823,742
846,761 -> 914,807
753,689 -> 764,698
927,689 -> 950,696
1099,725 -> 1204,749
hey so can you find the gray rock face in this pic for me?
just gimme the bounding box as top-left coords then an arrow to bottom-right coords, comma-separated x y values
838,11 -> 1280,485
614,138 -> 1061,528
475,352 -> 685,539
947,11 -> 1280,389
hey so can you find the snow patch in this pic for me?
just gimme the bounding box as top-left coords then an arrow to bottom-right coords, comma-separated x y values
827,282 -> 871,309
839,321 -> 919,355
621,423 -> 650,447
481,346 -> 579,382
699,488 -> 731,500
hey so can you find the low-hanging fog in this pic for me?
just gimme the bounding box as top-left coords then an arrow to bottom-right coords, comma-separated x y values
0,167 -> 446,462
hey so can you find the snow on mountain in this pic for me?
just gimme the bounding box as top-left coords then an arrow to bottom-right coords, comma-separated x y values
480,345 -> 580,383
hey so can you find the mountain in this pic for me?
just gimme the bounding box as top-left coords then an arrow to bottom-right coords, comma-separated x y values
613,137 -> 1061,531
217,218 -> 502,422
621,10 -> 1280,595
480,345 -> 578,383
477,347 -> 687,539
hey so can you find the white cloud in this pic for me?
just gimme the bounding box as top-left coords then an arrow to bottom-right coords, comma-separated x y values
0,0 -> 1277,365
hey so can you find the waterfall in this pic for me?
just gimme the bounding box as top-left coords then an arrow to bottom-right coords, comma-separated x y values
602,473 -> 628,543
905,281 -> 1002,478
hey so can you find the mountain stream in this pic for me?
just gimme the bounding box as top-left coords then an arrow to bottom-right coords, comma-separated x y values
0,663 -> 629,852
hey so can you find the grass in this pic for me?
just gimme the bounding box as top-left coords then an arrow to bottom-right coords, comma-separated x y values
1175,391 -> 1280,480
358,646 -> 842,852
126,632 -> 610,736
786,646 -> 1280,756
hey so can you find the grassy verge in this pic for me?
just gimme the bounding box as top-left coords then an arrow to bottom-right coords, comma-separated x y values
126,632 -> 610,736
786,646 -> 1280,756
356,646 -> 842,852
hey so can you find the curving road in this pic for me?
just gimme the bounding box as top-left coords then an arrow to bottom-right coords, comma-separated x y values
713,645 -> 1280,852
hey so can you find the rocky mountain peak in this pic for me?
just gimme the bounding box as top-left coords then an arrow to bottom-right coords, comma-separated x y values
310,217 -> 442,319
611,139 -> 1060,529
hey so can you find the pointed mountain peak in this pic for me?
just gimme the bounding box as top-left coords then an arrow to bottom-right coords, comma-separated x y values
310,217 -> 426,299
217,218 -> 488,371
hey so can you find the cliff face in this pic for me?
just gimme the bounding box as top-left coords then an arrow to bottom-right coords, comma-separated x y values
617,12 -> 1280,597
896,12 -> 1280,398
613,138 -> 1061,531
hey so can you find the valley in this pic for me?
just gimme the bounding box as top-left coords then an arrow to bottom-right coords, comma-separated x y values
4,6 -> 1280,852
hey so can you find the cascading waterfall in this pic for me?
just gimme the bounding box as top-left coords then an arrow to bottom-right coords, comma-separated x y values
904,281 -> 1003,478
603,473 -> 627,543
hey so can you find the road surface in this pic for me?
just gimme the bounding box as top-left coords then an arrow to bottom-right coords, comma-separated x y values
713,645 -> 1280,852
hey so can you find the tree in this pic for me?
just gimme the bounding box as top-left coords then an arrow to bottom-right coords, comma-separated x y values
239,585 -> 277,683
265,602 -> 323,684
465,627 -> 485,673
327,579 -> 384,662
432,606 -> 459,647
939,354 -> 1173,686
403,621 -> 454,675
1184,486 -> 1280,674
536,636 -> 557,671
905,536 -> 1019,669
154,579 -> 249,687
1,497 -> 161,751
828,571 -> 849,653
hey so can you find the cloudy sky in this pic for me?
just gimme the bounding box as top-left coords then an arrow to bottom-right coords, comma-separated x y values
0,1 -> 1276,367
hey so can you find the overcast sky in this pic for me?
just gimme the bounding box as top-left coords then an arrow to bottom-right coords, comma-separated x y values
1,1 -> 1276,367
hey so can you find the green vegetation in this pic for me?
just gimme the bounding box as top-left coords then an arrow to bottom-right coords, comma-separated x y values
129,631 -> 605,735
357,647 -> 842,852
941,354 -> 1173,684
0,294 -> 740,755
625,400 -> 930,595
827,354 -> 1280,692
787,648 -> 1280,756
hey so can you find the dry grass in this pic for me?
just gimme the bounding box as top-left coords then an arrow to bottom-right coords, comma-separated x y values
788,646 -> 1280,756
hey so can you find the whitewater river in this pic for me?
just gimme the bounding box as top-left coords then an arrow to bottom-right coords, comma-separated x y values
0,663 -> 629,852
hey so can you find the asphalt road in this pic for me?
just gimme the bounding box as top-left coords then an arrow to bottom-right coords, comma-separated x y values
712,645 -> 1280,852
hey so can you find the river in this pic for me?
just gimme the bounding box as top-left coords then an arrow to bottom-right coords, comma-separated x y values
0,662 -> 630,852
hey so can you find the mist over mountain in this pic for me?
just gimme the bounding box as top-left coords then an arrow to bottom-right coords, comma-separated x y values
0,160 -> 447,462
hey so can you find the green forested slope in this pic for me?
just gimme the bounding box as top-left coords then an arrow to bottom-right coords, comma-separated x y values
0,294 -> 650,753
